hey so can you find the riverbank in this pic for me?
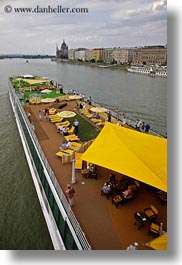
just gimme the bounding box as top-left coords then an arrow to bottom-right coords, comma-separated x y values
51,58 -> 127,70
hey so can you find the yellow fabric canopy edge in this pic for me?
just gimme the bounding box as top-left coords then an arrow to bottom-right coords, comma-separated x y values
81,122 -> 167,192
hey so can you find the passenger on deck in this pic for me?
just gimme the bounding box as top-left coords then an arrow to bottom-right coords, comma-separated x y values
82,103 -> 86,109
86,163 -> 97,178
122,114 -> 127,126
135,119 -> 142,131
66,140 -> 72,149
116,176 -> 130,191
62,127 -> 69,136
92,112 -> 100,119
126,242 -> 139,250
145,123 -> 150,133
102,182 -> 112,194
73,119 -> 79,134
107,111 -> 112,122
60,142 -> 67,150
57,125 -> 64,133
115,107 -> 120,120
31,122 -> 35,131
44,108 -> 49,121
92,112 -> 97,118
108,173 -> 118,186
122,188 -> 133,199
141,121 -> 145,132
38,110 -> 42,121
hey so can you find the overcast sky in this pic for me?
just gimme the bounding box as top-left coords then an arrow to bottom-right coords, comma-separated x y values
0,0 -> 167,54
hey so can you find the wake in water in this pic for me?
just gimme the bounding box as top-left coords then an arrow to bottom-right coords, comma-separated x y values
0,91 -> 8,97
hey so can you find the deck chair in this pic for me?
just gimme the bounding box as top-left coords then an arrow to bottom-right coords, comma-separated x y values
67,126 -> 75,135
55,120 -> 70,127
60,149 -> 74,154
56,151 -> 66,163
97,121 -> 105,127
64,134 -> 80,142
56,151 -> 65,157
69,145 -> 79,151
144,205 -> 158,222
49,114 -> 60,119
50,117 -> 63,123
71,142 -> 82,147
148,221 -> 161,236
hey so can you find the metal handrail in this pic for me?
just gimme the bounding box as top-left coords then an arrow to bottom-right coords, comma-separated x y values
91,100 -> 164,138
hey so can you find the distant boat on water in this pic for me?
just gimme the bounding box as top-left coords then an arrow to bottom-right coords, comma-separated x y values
98,64 -> 117,68
127,65 -> 167,78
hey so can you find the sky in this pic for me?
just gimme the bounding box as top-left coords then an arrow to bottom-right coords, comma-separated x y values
0,0 -> 167,54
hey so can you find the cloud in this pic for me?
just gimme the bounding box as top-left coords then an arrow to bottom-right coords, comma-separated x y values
111,0 -> 167,22
0,0 -> 167,54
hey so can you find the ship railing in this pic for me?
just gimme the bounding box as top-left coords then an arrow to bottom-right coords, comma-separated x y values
9,79 -> 91,250
63,88 -> 165,138
63,88 -> 164,138
91,101 -> 164,138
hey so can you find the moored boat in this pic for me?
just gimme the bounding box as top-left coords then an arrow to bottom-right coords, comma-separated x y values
127,65 -> 167,78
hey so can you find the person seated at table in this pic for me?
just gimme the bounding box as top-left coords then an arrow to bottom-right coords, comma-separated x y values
62,126 -> 69,136
122,187 -> 133,199
86,163 -> 97,178
60,141 -> 67,150
117,176 -> 130,191
128,184 -> 138,193
108,173 -> 118,186
102,182 -> 112,194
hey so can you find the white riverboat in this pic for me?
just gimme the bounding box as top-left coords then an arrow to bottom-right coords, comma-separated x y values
127,65 -> 167,78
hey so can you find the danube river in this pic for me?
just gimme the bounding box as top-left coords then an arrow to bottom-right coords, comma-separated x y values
0,58 -> 167,249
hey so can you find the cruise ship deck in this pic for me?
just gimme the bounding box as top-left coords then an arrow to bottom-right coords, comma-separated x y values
25,99 -> 167,250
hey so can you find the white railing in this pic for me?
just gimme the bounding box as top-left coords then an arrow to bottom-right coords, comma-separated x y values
9,78 -> 91,250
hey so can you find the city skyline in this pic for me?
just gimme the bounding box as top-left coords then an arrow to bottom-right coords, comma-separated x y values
0,0 -> 167,54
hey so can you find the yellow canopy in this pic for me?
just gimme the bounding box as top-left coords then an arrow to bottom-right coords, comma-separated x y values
146,233 -> 167,250
81,122 -> 167,192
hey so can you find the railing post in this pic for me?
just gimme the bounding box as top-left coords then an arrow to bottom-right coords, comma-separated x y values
71,159 -> 76,184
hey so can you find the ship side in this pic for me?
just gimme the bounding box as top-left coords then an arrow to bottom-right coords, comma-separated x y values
8,76 -> 91,250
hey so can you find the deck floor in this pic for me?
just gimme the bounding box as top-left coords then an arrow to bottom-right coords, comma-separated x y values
25,100 -> 167,250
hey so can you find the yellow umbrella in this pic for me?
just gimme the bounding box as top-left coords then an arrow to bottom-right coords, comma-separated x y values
41,98 -> 56,103
22,79 -> 47,85
90,107 -> 107,113
68,95 -> 82,100
58,111 -> 76,118
145,233 -> 167,250
41,89 -> 52,94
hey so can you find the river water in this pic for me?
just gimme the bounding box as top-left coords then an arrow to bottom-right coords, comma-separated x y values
0,58 -> 167,249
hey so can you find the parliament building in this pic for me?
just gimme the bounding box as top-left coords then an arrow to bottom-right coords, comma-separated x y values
56,40 -> 68,59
